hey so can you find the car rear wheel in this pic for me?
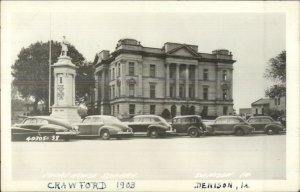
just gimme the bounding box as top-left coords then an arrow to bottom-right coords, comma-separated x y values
101,130 -> 110,140
149,129 -> 159,138
266,128 -> 274,135
188,128 -> 199,138
235,129 -> 244,136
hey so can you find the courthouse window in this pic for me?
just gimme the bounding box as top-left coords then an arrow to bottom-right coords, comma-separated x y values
150,105 -> 156,114
223,89 -> 228,100
150,65 -> 156,77
129,62 -> 135,76
129,84 -> 135,97
203,69 -> 208,80
118,64 -> 121,77
179,86 -> 184,98
112,68 -> 115,80
223,70 -> 228,81
170,86 -> 176,98
223,106 -> 228,115
112,85 -> 115,99
129,104 -> 135,115
203,87 -> 208,100
150,85 -> 156,98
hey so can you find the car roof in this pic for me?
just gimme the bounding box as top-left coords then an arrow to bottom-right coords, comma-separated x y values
249,116 -> 272,119
134,115 -> 162,118
174,115 -> 201,119
26,116 -> 72,127
217,116 -> 243,119
85,115 -> 116,118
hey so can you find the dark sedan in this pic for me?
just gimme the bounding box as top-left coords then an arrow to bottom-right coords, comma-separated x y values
74,115 -> 133,140
11,116 -> 79,141
172,115 -> 207,137
206,116 -> 254,136
247,116 -> 285,134
126,115 -> 172,138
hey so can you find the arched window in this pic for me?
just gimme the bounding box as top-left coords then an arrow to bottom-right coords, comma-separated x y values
171,105 -> 177,117
189,106 -> 195,115
181,105 -> 186,115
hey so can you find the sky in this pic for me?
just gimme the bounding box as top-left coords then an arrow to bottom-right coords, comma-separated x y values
4,2 -> 286,111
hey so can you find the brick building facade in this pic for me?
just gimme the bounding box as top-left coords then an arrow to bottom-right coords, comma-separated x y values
93,39 -> 236,118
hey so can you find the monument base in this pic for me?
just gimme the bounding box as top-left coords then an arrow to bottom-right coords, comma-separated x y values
51,106 -> 82,124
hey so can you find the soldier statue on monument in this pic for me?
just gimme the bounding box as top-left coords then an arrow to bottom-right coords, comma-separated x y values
60,36 -> 70,56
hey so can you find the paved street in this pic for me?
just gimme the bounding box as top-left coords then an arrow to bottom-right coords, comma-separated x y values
12,134 -> 285,181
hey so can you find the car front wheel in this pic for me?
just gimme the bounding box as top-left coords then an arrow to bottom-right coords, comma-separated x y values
149,129 -> 159,138
235,129 -> 244,136
266,128 -> 275,135
101,130 -> 110,140
188,128 -> 199,138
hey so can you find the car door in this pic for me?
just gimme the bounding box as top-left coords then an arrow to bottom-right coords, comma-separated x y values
172,118 -> 183,133
79,117 -> 93,135
129,117 -> 146,133
248,118 -> 263,132
90,117 -> 104,135
212,118 -> 228,133
227,118 -> 241,133
181,118 -> 191,133
21,118 -> 39,130
260,118 -> 273,131
13,118 -> 39,139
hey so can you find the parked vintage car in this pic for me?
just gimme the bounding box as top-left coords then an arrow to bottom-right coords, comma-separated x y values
126,115 -> 172,138
206,116 -> 254,136
172,115 -> 207,137
247,116 -> 285,134
74,115 -> 133,140
11,116 -> 79,141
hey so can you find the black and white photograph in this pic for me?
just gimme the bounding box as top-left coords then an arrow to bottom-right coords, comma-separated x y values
1,1 -> 299,192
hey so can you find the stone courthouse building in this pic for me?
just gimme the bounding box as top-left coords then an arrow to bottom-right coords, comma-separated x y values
93,39 -> 236,118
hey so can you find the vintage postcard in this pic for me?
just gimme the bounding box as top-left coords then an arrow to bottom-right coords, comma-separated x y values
1,1 -> 299,191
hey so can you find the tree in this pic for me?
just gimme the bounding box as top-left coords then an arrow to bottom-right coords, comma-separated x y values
161,109 -> 171,119
264,50 -> 286,98
12,41 -> 94,114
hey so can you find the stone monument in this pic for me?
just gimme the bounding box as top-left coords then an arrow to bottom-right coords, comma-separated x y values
50,36 -> 81,123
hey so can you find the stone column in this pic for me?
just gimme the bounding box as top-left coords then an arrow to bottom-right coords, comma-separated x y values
120,60 -> 126,96
138,61 -> 143,97
176,64 -> 180,97
165,63 -> 170,97
185,64 -> 189,98
94,74 -> 98,102
194,65 -> 199,98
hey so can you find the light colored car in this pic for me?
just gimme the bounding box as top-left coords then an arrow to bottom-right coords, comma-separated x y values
74,115 -> 133,140
206,116 -> 254,136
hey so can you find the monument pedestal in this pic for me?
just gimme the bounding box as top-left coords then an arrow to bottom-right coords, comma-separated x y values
51,106 -> 82,123
50,49 -> 81,123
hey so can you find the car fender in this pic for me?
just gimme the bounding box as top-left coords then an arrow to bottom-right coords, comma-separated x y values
147,124 -> 168,132
187,126 -> 202,133
39,124 -> 68,132
98,126 -> 119,135
205,125 -> 214,133
264,124 -> 282,132
233,125 -> 248,133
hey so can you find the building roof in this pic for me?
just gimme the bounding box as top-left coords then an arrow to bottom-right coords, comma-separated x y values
251,98 -> 271,106
94,39 -> 236,67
